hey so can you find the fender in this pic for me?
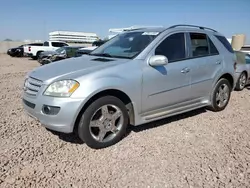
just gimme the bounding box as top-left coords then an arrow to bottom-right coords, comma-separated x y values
71,75 -> 142,122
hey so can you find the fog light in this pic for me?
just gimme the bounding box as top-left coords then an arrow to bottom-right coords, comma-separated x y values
42,105 -> 60,115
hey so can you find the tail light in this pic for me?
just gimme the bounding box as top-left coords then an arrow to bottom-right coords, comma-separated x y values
28,47 -> 31,51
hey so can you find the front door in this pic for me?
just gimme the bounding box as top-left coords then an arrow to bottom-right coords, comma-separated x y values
142,32 -> 192,114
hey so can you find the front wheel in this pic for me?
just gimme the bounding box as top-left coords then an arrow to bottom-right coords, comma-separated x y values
207,78 -> 232,112
235,72 -> 247,91
78,96 -> 129,149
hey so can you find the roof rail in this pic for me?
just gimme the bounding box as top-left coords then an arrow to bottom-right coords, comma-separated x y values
109,25 -> 163,33
168,24 -> 218,32
123,27 -> 147,31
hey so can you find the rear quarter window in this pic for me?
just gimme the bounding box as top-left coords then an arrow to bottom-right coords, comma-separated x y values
43,42 -> 49,46
52,42 -> 67,47
214,35 -> 234,53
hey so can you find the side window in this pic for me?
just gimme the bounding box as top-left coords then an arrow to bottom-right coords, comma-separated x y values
43,42 -> 49,46
190,33 -> 209,57
52,42 -> 67,47
245,54 -> 250,64
241,46 -> 250,51
214,35 -> 234,53
155,33 -> 186,62
208,37 -> 219,55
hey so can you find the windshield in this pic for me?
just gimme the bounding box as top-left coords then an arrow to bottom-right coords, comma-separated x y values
55,47 -> 66,54
90,31 -> 159,59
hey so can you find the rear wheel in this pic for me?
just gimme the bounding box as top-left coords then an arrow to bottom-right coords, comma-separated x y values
78,96 -> 129,149
36,51 -> 43,60
235,72 -> 247,91
207,78 -> 232,112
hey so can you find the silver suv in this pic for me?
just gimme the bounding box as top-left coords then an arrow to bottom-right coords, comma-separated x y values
22,24 -> 236,149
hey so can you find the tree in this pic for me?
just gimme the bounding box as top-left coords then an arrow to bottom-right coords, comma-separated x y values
3,38 -> 12,41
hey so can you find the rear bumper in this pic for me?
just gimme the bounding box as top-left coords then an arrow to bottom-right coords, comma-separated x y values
25,53 -> 34,57
7,50 -> 14,56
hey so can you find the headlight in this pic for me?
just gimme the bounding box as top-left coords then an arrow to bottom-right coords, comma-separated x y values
43,80 -> 80,97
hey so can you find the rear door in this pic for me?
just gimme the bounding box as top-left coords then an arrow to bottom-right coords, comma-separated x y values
186,32 -> 222,100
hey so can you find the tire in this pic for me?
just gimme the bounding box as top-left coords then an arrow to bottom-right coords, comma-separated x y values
235,72 -> 247,91
78,96 -> 129,149
36,51 -> 43,60
207,78 -> 232,112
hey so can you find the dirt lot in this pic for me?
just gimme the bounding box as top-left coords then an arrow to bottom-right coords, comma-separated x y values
0,54 -> 249,188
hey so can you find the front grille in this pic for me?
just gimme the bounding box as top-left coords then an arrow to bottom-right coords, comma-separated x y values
24,77 -> 43,96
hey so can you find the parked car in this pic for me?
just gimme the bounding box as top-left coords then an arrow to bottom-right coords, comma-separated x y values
240,45 -> 250,55
92,39 -> 108,47
22,24 -> 236,149
38,46 -> 83,65
23,41 -> 69,60
234,51 -> 250,90
75,46 -> 98,57
7,43 -> 43,57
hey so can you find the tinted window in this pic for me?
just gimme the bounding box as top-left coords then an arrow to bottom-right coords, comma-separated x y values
208,37 -> 219,55
34,43 -> 43,46
155,33 -> 186,62
241,46 -> 250,51
29,43 -> 43,46
246,54 -> 250,64
214,35 -> 234,53
43,42 -> 49,46
52,42 -> 67,47
91,31 -> 158,59
92,40 -> 107,47
190,33 -> 209,57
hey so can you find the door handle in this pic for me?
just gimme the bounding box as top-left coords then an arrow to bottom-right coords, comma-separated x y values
181,67 -> 190,73
216,60 -> 221,65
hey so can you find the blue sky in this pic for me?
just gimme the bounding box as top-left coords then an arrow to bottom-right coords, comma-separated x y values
1,0 -> 250,43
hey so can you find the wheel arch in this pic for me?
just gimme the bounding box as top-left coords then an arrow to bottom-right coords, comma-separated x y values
241,70 -> 248,79
73,89 -> 135,132
36,50 -> 44,57
217,73 -> 234,90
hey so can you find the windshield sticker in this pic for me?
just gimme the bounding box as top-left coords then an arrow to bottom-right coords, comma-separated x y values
142,32 -> 159,36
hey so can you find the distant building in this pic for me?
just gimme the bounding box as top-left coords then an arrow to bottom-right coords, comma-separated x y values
49,31 -> 99,44
108,25 -> 163,39
23,39 -> 43,43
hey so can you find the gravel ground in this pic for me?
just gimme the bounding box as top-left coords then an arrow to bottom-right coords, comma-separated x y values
0,54 -> 250,188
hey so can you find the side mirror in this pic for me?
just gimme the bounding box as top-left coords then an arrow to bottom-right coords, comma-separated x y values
149,55 -> 168,66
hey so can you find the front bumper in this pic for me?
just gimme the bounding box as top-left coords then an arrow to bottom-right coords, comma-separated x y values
22,92 -> 85,133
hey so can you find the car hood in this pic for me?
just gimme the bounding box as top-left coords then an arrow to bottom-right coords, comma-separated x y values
28,55 -> 130,83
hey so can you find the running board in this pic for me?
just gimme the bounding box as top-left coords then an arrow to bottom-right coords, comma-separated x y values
144,103 -> 207,121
